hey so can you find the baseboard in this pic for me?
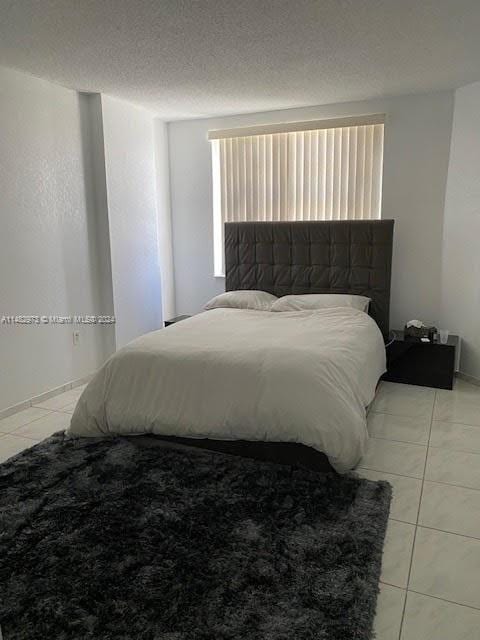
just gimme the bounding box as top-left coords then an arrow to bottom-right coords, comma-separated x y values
0,373 -> 93,421
456,371 -> 480,387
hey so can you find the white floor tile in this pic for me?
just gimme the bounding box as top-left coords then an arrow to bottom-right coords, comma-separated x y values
401,591 -> 480,640
434,389 -> 480,426
451,378 -> 480,393
425,448 -> 480,491
70,383 -> 87,393
32,396 -> 71,411
360,438 -> 427,478
381,520 -> 416,589
438,378 -> 480,396
0,434 -> 35,463
0,407 -> 51,433
67,385 -> 86,400
32,387 -> 84,411
368,412 -> 431,445
357,468 -> 422,524
409,527 -> 480,609
12,411 -> 71,441
430,420 -> 480,454
419,481 -> 480,539
371,382 -> 435,418
57,401 -> 77,414
374,583 -> 406,640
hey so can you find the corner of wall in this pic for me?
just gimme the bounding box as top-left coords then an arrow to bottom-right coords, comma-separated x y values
78,92 -> 116,359
439,81 -> 480,379
100,95 -> 164,347
154,119 -> 176,320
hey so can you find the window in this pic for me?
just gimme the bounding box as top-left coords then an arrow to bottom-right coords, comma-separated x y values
209,114 -> 385,276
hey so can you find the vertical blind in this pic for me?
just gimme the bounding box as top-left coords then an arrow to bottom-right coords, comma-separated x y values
210,117 -> 385,276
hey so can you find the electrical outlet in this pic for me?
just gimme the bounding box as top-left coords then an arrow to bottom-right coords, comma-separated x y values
73,330 -> 81,346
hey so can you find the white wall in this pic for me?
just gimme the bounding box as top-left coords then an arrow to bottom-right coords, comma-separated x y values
168,92 -> 454,330
101,95 -> 163,348
0,70 -> 168,412
0,67 -> 115,412
441,81 -> 480,378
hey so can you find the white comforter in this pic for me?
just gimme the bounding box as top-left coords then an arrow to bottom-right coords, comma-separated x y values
68,307 -> 385,472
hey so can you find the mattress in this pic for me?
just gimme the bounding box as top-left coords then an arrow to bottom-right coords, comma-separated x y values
68,307 -> 386,472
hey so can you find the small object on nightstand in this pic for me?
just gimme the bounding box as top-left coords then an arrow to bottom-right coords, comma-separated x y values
383,330 -> 459,390
438,329 -> 450,344
164,315 -> 191,327
404,320 -> 437,342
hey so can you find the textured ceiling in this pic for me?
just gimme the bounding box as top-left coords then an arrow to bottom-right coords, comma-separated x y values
1,0 -> 480,121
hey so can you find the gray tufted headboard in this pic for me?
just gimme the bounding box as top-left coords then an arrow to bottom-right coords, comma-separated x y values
225,220 -> 394,336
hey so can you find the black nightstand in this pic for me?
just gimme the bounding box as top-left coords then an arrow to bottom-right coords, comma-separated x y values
164,315 -> 191,327
382,330 -> 459,390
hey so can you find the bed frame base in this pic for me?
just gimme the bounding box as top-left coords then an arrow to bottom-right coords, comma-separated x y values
127,435 -> 335,474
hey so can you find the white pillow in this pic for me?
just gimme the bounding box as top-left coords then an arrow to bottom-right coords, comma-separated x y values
271,293 -> 371,313
204,290 -> 278,312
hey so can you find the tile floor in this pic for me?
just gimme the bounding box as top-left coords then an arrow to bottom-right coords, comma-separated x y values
360,378 -> 480,639
1,378 -> 480,638
0,384 -> 85,462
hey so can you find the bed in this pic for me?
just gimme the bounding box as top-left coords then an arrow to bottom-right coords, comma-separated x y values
68,220 -> 394,473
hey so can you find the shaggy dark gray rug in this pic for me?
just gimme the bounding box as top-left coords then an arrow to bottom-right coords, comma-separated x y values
0,433 -> 391,640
